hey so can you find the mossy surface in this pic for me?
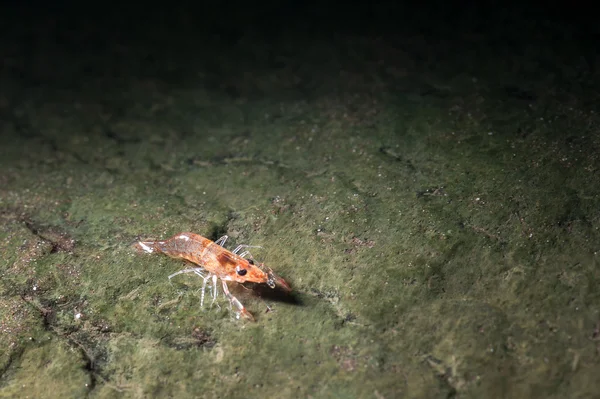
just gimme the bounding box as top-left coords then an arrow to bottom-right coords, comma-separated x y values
1,4 -> 599,398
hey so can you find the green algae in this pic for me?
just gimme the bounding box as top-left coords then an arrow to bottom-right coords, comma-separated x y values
1,9 -> 600,399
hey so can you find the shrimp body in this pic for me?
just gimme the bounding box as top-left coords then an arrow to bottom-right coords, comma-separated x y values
135,232 -> 290,320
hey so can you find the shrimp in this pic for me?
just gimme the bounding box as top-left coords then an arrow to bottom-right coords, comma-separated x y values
134,232 -> 291,321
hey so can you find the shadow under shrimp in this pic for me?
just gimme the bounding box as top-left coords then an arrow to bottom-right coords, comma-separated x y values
247,282 -> 302,307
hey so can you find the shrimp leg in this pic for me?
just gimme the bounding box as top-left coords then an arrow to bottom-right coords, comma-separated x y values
221,280 -> 254,321
169,268 -> 214,309
209,274 -> 219,308
233,245 -> 263,264
215,235 -> 228,246
232,244 -> 262,255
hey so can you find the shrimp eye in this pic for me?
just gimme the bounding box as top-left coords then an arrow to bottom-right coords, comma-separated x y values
248,259 -> 255,265
236,267 -> 247,276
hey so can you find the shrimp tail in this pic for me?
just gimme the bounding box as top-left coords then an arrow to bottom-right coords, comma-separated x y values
134,240 -> 166,254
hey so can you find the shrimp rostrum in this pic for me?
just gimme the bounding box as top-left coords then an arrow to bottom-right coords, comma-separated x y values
134,232 -> 291,321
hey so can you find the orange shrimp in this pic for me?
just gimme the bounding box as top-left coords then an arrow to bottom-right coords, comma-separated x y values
134,232 -> 291,321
